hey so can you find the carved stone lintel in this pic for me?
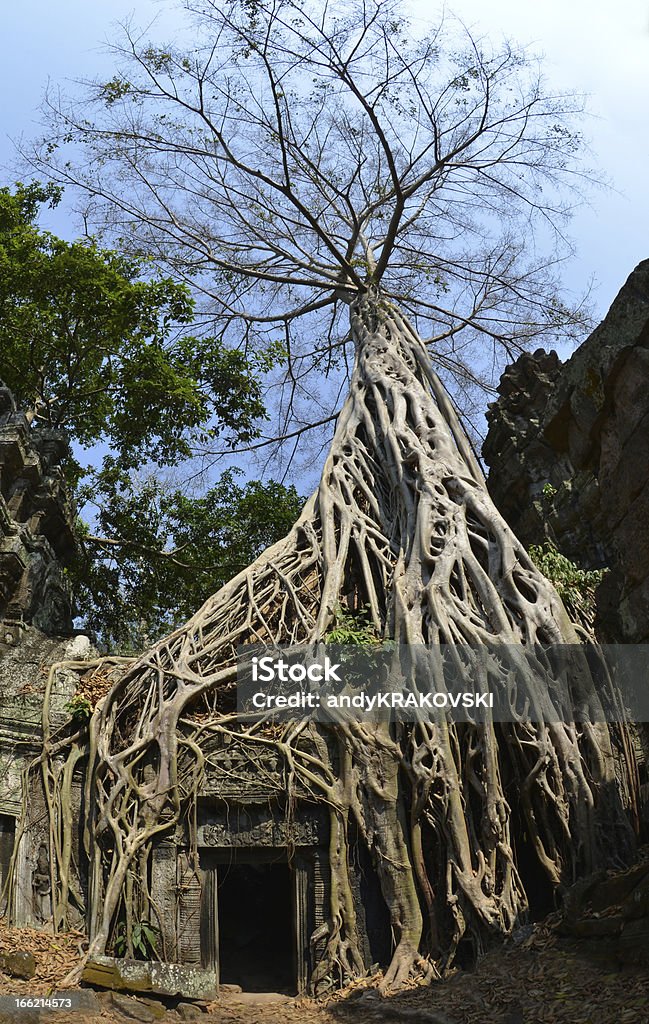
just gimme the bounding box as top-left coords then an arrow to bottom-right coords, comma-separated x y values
198,805 -> 324,848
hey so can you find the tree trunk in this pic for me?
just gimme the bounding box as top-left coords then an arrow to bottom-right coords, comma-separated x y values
73,289 -> 637,990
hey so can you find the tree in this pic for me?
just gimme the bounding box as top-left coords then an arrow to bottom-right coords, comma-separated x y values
75,466 -> 303,647
34,0 -> 593,454
0,183 -> 268,467
0,183 -> 300,639
19,0 -> 639,995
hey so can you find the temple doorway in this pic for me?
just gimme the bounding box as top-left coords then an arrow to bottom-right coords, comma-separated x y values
217,859 -> 295,993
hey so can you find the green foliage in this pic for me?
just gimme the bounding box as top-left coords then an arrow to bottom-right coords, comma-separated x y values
113,920 -> 159,960
541,482 -> 557,498
0,183 -> 269,469
325,605 -> 381,646
528,542 -> 605,615
0,184 -> 296,641
75,467 -> 304,649
64,693 -> 93,722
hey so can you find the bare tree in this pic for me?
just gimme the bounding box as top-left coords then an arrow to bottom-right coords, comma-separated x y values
19,0 -> 639,996
35,0 -> 592,456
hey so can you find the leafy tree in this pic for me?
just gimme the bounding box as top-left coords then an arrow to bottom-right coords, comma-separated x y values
0,183 -> 298,637
20,0 -> 639,995
76,465 -> 303,648
0,183 -> 268,469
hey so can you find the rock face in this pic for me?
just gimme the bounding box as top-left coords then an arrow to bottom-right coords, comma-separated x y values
484,259 -> 649,643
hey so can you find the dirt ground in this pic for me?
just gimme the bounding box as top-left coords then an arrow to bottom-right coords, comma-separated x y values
2,915 -> 649,1024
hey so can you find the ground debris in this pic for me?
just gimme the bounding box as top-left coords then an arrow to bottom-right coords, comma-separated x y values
0,919 -> 83,993
3,889 -> 649,1024
328,921 -> 649,1024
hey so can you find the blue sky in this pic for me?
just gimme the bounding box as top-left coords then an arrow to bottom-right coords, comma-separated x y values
1,0 -> 647,322
425,0 -> 649,321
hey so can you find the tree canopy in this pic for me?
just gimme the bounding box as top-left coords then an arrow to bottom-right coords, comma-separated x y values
33,0 -> 593,455
0,183 -> 302,642
0,182 -> 268,467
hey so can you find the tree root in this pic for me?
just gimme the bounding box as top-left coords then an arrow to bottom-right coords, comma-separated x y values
11,289 -> 639,991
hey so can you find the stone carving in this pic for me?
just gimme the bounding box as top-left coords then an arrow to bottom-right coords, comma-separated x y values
199,806 -> 325,848
177,857 -> 203,965
31,843 -> 52,923
200,740 -> 286,799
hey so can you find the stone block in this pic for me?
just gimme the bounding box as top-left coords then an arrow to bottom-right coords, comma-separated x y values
589,862 -> 649,912
139,996 -> 169,1020
0,950 -> 36,979
176,1004 -> 203,1021
82,955 -> 217,1000
61,990 -> 103,1014
110,992 -> 159,1022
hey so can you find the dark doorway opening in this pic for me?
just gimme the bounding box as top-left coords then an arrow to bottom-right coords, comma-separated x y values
218,860 -> 295,993
355,842 -> 392,968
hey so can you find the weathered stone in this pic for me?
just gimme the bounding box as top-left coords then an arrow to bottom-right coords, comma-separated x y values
139,996 -> 169,1020
483,348 -> 571,551
608,486 -> 649,587
60,989 -> 103,1014
484,259 -> 649,644
586,862 -> 649,913
82,955 -> 217,1000
175,1004 -> 203,1021
110,991 -> 159,1023
570,915 -> 624,938
225,991 -> 292,1004
544,260 -> 649,462
0,388 -> 98,929
0,950 -> 36,979
616,917 -> 649,963
0,410 -> 77,637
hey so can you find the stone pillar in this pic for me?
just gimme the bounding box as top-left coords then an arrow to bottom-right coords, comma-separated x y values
151,842 -> 178,963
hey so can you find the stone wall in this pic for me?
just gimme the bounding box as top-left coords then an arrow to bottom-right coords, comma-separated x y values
0,389 -> 90,926
484,259 -> 649,643
0,629 -> 92,925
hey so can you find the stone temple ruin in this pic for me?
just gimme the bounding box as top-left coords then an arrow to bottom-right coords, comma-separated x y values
0,389 -> 390,997
0,387 -> 87,926
3,263 -> 649,998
